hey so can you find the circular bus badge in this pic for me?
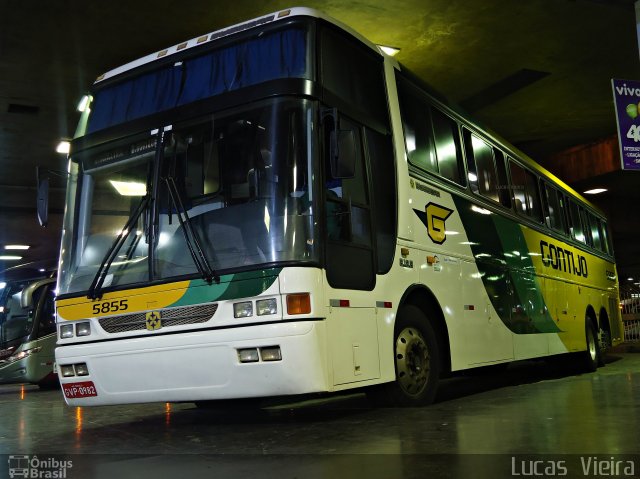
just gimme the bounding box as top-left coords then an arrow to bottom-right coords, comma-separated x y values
145,311 -> 162,331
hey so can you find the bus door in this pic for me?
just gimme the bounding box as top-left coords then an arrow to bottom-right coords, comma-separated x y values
322,111 -> 380,386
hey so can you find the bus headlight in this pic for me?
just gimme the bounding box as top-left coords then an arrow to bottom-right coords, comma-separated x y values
60,324 -> 74,339
2,347 -> 42,364
233,301 -> 253,318
76,322 -> 91,337
60,365 -> 75,377
256,298 -> 277,316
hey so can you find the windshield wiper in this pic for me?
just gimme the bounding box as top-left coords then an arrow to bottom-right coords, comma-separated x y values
163,176 -> 220,284
87,194 -> 151,300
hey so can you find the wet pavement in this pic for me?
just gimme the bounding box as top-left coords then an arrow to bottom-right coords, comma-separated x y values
0,353 -> 638,478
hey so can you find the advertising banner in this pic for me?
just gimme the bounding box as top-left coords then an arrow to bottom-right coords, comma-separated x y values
612,78 -> 640,171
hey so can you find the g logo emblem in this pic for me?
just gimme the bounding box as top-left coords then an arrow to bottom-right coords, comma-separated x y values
146,311 -> 162,331
414,202 -> 454,245
425,203 -> 453,244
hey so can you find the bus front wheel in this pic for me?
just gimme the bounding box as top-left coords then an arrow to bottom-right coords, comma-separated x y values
369,305 -> 441,406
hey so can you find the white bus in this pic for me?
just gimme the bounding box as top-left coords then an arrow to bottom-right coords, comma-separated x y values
54,7 -> 623,407
0,265 -> 57,387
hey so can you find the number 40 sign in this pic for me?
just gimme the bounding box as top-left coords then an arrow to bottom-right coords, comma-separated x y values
612,78 -> 640,171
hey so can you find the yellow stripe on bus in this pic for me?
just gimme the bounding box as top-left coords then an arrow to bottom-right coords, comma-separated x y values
56,281 -> 191,321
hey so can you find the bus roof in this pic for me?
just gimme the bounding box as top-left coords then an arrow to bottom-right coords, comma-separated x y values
94,7 -> 385,85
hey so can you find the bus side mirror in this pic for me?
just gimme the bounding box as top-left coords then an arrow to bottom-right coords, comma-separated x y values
330,129 -> 356,179
37,166 -> 50,227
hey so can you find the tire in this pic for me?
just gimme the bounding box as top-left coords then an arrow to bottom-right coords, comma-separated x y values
580,320 -> 600,373
368,304 -> 441,407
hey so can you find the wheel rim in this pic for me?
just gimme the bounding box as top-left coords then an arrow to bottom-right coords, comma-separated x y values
395,326 -> 430,397
587,326 -> 597,362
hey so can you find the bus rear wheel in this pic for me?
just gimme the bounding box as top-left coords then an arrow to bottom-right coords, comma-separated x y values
369,305 -> 441,407
579,320 -> 600,373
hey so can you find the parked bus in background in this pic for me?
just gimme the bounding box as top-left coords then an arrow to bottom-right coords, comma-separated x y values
0,262 -> 58,387
52,7 -> 623,407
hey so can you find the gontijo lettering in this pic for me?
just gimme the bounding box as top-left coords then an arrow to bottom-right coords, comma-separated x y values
539,240 -> 588,278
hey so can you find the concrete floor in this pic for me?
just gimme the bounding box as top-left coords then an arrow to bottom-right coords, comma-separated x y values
0,354 -> 639,479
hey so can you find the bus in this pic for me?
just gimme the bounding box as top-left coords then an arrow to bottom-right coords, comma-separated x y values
53,7 -> 623,407
0,264 -> 57,386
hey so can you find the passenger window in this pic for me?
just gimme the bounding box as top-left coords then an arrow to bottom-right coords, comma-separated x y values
568,199 -> 586,243
464,130 -> 499,203
600,220 -> 612,255
541,182 -> 566,233
509,161 -> 542,222
494,150 -> 511,208
431,108 -> 465,185
396,76 -> 437,173
588,213 -> 602,251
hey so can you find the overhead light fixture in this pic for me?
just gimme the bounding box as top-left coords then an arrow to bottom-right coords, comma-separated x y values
0,255 -> 22,261
377,45 -> 401,57
109,180 -> 147,196
77,95 -> 92,112
56,140 -> 71,154
583,188 -> 607,195
4,245 -> 29,250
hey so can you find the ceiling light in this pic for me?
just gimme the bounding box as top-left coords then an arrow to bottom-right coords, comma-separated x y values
4,245 -> 29,250
583,188 -> 607,195
77,95 -> 92,112
0,255 -> 22,261
377,45 -> 401,56
109,180 -> 147,196
56,141 -> 70,154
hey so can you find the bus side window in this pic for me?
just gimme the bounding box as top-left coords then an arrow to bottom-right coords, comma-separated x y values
494,150 -> 511,208
463,129 -> 499,203
396,76 -> 437,173
541,182 -> 566,233
567,199 -> 586,243
431,108 -> 465,186
580,207 -> 593,247
509,160 -> 542,222
600,219 -> 612,255
588,213 -> 602,251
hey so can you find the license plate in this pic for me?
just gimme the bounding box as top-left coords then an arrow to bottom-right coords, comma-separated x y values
62,381 -> 98,398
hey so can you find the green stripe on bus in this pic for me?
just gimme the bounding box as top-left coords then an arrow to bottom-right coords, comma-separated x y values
454,198 -> 560,334
169,268 -> 282,307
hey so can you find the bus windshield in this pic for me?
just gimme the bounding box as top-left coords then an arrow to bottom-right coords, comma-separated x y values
58,97 -> 317,296
0,282 -> 39,349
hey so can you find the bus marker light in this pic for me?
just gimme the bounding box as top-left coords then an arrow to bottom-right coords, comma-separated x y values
60,324 -> 74,339
260,347 -> 282,361
76,322 -> 91,337
238,349 -> 259,363
74,363 -> 89,376
256,298 -> 277,316
329,299 -> 350,308
287,293 -> 311,314
376,301 -> 393,309
234,301 -> 253,318
60,365 -> 75,377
